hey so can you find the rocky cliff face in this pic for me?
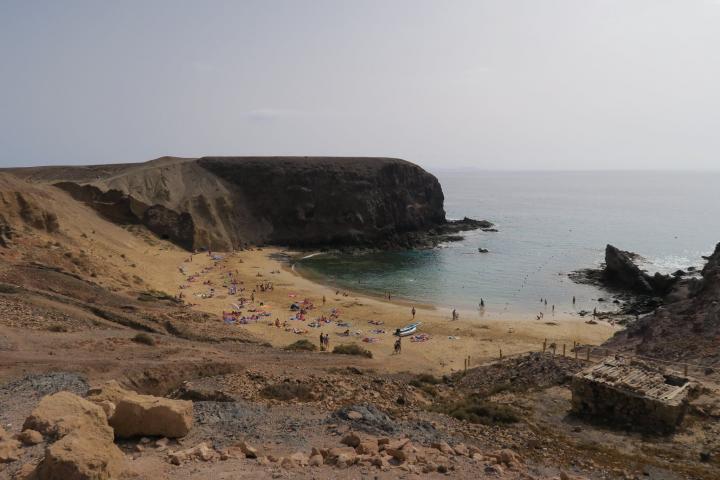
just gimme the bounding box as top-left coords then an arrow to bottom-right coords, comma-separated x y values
5,157 -> 456,251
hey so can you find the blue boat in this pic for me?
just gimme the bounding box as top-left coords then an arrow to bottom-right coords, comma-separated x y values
394,322 -> 421,337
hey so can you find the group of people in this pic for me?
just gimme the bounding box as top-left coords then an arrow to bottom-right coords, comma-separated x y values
319,332 -> 330,351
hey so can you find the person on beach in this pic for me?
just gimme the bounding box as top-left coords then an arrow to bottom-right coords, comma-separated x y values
322,295 -> 326,305
320,332 -> 325,351
411,306 -> 416,319
394,336 -> 402,354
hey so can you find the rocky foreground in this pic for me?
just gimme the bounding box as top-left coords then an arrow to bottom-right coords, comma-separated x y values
2,352 -> 717,480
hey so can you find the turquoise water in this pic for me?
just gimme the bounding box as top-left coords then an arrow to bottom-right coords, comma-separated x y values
297,171 -> 720,317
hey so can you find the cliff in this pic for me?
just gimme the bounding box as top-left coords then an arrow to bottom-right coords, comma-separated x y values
4,157 -> 472,251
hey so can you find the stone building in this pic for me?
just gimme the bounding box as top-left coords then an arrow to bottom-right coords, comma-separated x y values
571,356 -> 692,433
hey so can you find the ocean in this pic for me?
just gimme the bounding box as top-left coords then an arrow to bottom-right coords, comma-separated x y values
296,170 -> 720,317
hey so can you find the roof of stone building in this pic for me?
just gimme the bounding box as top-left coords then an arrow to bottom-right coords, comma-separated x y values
575,357 -> 691,406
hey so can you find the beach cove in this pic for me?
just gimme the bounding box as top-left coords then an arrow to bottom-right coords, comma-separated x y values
152,247 -> 619,374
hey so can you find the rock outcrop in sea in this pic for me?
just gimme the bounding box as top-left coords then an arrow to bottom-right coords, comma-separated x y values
4,157 -> 491,251
569,244 -> 679,316
571,244 -> 677,297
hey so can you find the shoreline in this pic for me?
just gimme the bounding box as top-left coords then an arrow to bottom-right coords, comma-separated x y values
289,253 -> 439,311
289,250 -> 613,319
161,247 -> 620,375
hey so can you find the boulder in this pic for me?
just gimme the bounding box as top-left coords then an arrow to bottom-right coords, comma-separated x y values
86,381 -> 128,406
88,381 -> 192,438
18,429 -> 43,446
370,454 -> 390,469
326,446 -> 357,466
340,432 -> 361,448
279,457 -> 295,469
384,438 -> 410,451
36,425 -> 126,480
0,438 -> 21,463
23,392 -> 127,479
431,441 -> 455,455
168,442 -> 215,465
111,395 -> 192,438
387,441 -> 417,463
289,452 -> 309,466
23,392 -> 109,439
356,439 -> 379,455
234,440 -> 258,459
346,410 -> 363,421
452,443 -> 469,456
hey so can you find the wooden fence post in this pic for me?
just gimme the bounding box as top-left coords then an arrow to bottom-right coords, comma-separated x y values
542,339 -> 547,353
499,348 -> 503,360
683,364 -> 688,377
562,344 -> 566,357
586,347 -> 591,361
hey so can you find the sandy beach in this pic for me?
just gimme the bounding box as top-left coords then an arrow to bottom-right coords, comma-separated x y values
141,246 -> 619,375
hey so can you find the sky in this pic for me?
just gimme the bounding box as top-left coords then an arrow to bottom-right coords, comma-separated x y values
1,0 -> 719,170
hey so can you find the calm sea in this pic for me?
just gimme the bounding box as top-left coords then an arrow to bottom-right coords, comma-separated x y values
297,171 -> 720,317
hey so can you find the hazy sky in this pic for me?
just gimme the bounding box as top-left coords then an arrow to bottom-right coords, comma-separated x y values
1,0 -> 719,170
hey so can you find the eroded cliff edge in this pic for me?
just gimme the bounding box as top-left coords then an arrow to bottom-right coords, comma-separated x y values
5,156 -> 489,251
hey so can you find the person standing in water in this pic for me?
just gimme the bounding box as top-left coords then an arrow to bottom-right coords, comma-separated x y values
480,298 -> 485,307
572,296 -> 576,305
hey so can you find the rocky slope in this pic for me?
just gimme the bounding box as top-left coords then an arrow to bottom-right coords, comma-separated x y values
4,156 -> 483,251
0,174 -> 60,248
604,243 -> 720,366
